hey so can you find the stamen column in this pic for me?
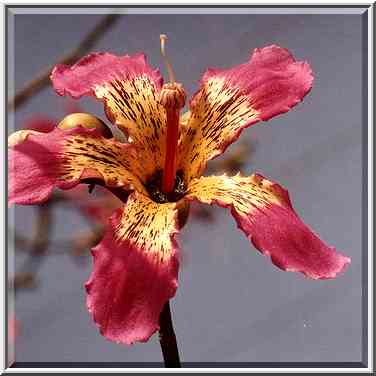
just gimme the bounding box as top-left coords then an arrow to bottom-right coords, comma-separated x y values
159,82 -> 186,193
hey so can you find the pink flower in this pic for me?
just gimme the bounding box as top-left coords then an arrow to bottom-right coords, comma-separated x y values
8,45 -> 350,345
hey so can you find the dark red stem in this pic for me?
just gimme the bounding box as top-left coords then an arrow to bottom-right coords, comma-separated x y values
158,301 -> 181,367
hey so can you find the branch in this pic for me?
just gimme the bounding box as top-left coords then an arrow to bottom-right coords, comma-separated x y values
8,14 -> 121,111
13,202 -> 53,291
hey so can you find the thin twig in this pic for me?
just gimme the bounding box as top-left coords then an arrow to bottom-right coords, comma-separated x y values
14,233 -> 30,251
14,202 -> 53,291
29,203 -> 53,258
8,14 -> 121,111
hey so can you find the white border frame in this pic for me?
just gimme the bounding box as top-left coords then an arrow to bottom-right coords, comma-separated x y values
0,1 -> 373,374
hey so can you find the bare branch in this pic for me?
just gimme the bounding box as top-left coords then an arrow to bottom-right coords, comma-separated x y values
8,14 -> 121,111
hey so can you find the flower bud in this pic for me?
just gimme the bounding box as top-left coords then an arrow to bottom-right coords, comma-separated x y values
58,113 -> 112,138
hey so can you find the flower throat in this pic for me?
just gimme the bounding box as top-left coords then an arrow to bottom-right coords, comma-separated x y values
146,169 -> 186,203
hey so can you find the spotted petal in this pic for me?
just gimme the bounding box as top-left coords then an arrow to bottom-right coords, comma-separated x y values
85,192 -> 179,345
179,45 -> 313,182
51,52 -> 167,179
186,174 -> 350,279
8,126 -> 146,206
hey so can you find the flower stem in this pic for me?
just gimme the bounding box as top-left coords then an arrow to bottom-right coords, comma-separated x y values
158,300 -> 181,367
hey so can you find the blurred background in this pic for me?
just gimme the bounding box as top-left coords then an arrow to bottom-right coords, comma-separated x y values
7,8 -> 365,365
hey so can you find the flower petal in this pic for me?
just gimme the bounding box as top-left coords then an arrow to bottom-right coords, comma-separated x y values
85,192 -> 179,345
186,174 -> 350,279
179,45 -> 313,182
8,126 -> 146,206
51,52 -> 167,179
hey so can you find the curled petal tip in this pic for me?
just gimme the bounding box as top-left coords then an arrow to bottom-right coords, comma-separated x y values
8,130 -> 40,147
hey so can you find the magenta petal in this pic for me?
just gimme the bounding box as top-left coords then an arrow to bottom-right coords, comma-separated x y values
186,174 -> 350,279
8,126 -> 145,206
50,52 -> 167,179
85,196 -> 180,345
236,202 -> 350,280
8,130 -> 63,205
179,45 -> 314,182
202,44 -> 314,122
51,52 -> 163,99
235,187 -> 350,279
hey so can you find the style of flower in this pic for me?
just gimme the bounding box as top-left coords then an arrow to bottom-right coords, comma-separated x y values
8,43 -> 350,346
